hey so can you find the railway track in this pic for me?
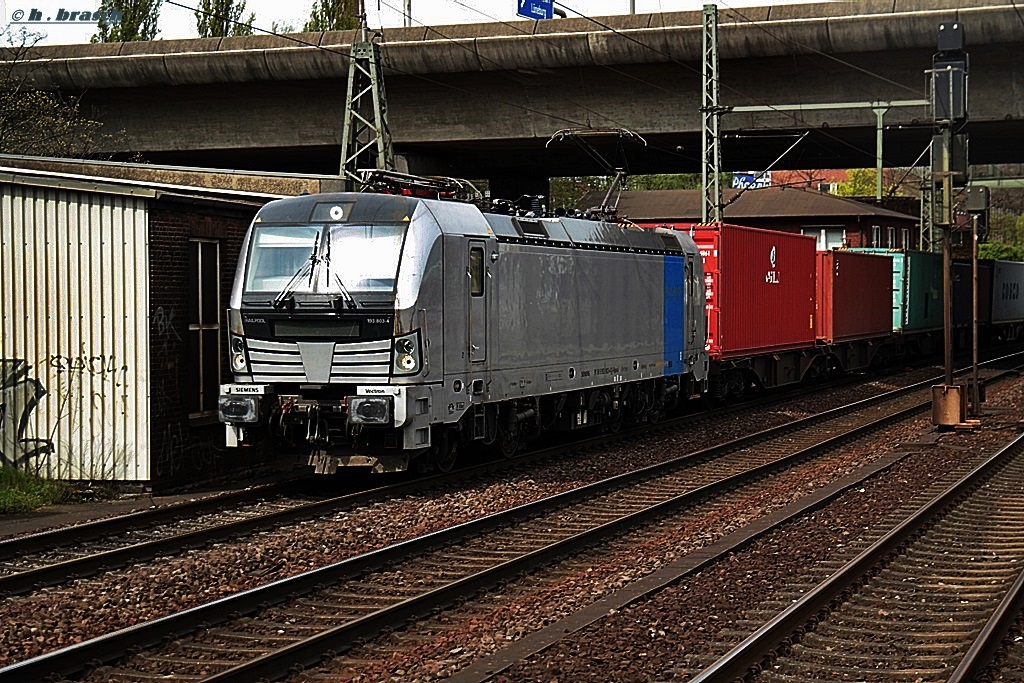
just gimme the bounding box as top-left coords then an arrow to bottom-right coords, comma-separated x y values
0,363 -> 937,599
0,481 -> 340,597
4,361 -> 1013,682
681,428 -> 1024,683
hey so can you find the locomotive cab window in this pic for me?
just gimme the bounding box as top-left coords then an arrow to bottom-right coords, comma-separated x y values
470,247 -> 484,297
243,223 -> 407,302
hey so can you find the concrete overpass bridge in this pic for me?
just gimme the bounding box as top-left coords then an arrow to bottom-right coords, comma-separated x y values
6,0 -> 1023,193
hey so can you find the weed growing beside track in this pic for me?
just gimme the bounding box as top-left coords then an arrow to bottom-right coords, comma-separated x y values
0,468 -> 118,514
0,468 -> 73,513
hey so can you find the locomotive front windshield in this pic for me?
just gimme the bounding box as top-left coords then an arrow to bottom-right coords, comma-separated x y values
243,223 -> 407,299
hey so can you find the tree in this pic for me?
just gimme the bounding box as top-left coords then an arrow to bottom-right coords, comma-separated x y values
834,168 -> 878,197
834,167 -> 914,198
549,173 -> 722,211
1,28 -> 109,156
549,176 -> 606,210
979,242 -> 1024,261
304,0 -> 358,32
92,0 -> 161,43
625,173 -> 705,191
270,21 -> 297,35
196,0 -> 255,38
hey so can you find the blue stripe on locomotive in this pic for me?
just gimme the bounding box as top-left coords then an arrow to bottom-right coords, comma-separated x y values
663,255 -> 685,376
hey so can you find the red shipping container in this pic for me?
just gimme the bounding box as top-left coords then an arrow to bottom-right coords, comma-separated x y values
686,223 -> 817,359
816,251 -> 893,344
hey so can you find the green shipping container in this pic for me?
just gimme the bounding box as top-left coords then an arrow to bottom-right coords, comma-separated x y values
850,248 -> 943,332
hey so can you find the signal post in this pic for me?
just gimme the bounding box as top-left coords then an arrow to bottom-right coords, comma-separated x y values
929,21 -> 978,429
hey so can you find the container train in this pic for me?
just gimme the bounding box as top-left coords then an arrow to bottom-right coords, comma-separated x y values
218,191 -> 1024,474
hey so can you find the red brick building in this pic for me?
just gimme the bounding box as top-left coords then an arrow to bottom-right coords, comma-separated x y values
581,186 -> 921,250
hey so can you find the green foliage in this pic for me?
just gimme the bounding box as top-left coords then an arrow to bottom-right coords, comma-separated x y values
986,209 -> 1024,247
196,0 -> 255,38
304,0 -> 358,31
0,467 -> 73,514
92,0 -> 161,43
625,173 -> 704,191
550,176 -> 609,210
833,167 -> 913,198
834,168 -> 878,197
270,21 -> 297,35
0,85 -> 105,155
979,242 -> 1024,261
0,30 -> 109,156
549,173 -> 722,210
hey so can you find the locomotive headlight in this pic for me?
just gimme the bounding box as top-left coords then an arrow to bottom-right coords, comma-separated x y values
218,396 -> 259,423
229,334 -> 250,373
392,332 -> 421,375
348,396 -> 392,425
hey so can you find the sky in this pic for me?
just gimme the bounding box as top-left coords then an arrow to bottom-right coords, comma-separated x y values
2,0 -> 828,45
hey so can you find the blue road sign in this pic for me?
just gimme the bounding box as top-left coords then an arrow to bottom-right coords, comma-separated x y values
517,0 -> 554,20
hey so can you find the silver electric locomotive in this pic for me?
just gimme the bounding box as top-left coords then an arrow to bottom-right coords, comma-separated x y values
219,192 -> 708,473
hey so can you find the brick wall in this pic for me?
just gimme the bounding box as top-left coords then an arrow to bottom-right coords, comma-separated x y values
148,199 -> 264,490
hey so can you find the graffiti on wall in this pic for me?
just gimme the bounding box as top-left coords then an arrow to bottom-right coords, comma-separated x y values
152,305 -> 182,412
0,360 -> 54,468
47,348 -> 134,479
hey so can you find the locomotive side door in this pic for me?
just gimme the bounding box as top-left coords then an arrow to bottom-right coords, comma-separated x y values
468,240 -> 487,363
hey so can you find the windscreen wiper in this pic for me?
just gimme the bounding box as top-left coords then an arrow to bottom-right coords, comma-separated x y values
322,229 -> 358,311
272,232 -> 321,310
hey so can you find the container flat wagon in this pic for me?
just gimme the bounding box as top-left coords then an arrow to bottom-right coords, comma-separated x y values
816,250 -> 893,344
852,248 -> 944,333
684,223 -> 817,397
815,250 -> 894,372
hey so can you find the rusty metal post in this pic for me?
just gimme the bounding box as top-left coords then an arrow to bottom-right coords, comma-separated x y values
942,130 -> 954,387
972,213 -> 980,415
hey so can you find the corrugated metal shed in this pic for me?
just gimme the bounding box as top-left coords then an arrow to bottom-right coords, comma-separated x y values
1,164 -> 283,484
1,182 -> 151,479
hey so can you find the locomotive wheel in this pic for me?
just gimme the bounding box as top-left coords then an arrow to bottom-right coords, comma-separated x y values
605,409 -> 623,433
433,431 -> 460,473
495,422 -> 522,458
